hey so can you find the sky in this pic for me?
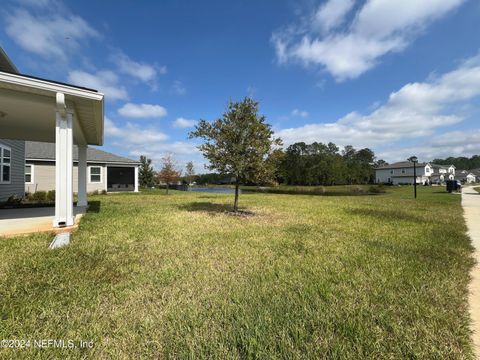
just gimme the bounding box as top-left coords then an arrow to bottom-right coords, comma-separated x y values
1,0 -> 480,172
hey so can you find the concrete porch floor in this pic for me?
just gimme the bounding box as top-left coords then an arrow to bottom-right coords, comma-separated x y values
0,206 -> 86,237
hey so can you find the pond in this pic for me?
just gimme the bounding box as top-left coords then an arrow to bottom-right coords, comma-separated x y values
188,187 -> 240,194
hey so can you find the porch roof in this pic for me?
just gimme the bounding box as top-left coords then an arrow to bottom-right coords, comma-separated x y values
0,70 -> 104,145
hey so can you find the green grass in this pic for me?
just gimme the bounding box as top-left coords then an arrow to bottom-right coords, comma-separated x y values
0,186 -> 474,358
474,186 -> 480,193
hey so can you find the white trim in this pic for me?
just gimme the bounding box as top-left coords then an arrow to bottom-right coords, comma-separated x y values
0,144 -> 12,184
134,165 -> 139,192
0,71 -> 104,101
25,163 -> 34,184
25,158 -> 140,166
88,165 -> 103,183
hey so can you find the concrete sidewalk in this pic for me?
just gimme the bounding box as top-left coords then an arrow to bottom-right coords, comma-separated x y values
462,186 -> 480,358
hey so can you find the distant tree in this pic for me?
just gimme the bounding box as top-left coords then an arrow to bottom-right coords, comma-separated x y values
190,97 -> 282,212
375,159 -> 388,168
157,154 -> 181,194
138,155 -> 155,188
185,161 -> 195,184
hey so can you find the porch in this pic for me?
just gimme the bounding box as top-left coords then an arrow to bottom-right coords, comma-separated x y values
0,66 -> 104,231
0,206 -> 87,237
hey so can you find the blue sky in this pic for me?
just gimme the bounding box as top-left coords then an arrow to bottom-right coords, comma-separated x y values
1,0 -> 480,172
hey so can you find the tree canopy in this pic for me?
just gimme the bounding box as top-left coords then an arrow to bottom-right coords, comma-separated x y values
138,155 -> 155,188
189,97 -> 281,211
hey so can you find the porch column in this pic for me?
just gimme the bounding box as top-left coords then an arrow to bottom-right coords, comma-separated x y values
77,144 -> 88,207
54,93 -> 74,227
134,165 -> 139,192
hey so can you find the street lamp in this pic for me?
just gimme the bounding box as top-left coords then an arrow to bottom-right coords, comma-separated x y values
408,156 -> 418,198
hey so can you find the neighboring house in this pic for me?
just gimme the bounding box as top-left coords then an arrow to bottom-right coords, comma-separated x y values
25,141 -> 139,194
375,161 -> 433,185
375,161 -> 458,185
456,170 -> 477,184
429,163 -> 455,183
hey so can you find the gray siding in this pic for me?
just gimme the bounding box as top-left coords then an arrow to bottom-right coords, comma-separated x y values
25,161 -> 107,193
0,139 -> 25,201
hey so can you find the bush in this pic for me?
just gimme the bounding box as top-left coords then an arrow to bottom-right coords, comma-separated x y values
369,185 -> 386,194
89,190 -> 99,196
351,186 -> 365,194
47,190 -> 55,202
101,189 -> 107,195
6,194 -> 21,204
31,191 -> 47,202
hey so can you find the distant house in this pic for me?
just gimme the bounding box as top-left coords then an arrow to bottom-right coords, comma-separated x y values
429,164 -> 455,183
375,161 -> 456,185
456,170 -> 477,184
25,141 -> 139,194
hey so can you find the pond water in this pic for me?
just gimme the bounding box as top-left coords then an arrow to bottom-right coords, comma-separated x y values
188,187 -> 240,194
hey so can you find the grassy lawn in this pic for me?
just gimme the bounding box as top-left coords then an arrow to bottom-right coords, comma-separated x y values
0,186 -> 474,358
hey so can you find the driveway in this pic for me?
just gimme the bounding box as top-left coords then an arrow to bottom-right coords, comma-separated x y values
462,186 -> 480,358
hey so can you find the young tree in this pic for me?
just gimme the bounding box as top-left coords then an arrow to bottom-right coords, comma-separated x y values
157,154 -> 181,194
185,161 -> 195,184
189,97 -> 282,212
138,155 -> 155,188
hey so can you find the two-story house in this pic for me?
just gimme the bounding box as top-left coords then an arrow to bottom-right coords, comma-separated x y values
375,161 -> 433,185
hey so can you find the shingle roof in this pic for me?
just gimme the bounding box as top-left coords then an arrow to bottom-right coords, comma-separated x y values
25,141 -> 139,164
377,161 -> 427,170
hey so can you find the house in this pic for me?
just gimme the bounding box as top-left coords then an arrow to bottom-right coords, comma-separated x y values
456,169 -> 478,184
429,163 -> 455,183
25,141 -> 139,194
0,47 -> 105,227
375,161 -> 457,185
375,161 -> 433,185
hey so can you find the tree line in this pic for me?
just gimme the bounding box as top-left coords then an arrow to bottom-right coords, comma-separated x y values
432,155 -> 480,170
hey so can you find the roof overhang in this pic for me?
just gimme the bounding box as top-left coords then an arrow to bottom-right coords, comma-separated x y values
0,71 -> 104,145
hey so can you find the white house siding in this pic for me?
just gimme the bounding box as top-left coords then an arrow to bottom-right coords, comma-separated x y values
25,161 -> 106,193
376,165 -> 430,185
0,139 -> 25,201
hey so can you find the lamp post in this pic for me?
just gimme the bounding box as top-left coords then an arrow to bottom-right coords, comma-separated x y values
408,156 -> 418,198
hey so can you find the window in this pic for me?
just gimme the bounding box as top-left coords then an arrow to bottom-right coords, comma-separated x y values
390,170 -> 394,174
25,164 -> 34,184
401,168 -> 406,174
0,145 -> 11,183
426,167 -> 430,173
89,166 -> 102,183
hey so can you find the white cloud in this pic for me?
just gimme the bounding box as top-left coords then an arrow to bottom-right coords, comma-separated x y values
68,70 -> 128,101
118,103 -> 167,118
313,0 -> 355,34
377,129 -> 480,162
273,0 -> 465,80
105,117 -> 168,144
105,117 -> 203,171
173,117 -> 196,128
291,109 -> 309,118
276,54 -> 480,150
171,80 -> 186,95
113,52 -> 165,84
5,8 -> 98,61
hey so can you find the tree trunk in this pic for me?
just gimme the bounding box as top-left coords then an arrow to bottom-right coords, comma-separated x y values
233,183 -> 240,212
166,183 -> 169,195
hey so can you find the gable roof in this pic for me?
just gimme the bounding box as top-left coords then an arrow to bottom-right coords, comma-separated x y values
376,161 -> 428,170
25,141 -> 139,164
431,163 -> 455,169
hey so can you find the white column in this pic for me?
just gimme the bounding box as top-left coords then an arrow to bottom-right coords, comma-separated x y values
54,93 -> 74,227
134,166 -> 139,192
77,144 -> 87,207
